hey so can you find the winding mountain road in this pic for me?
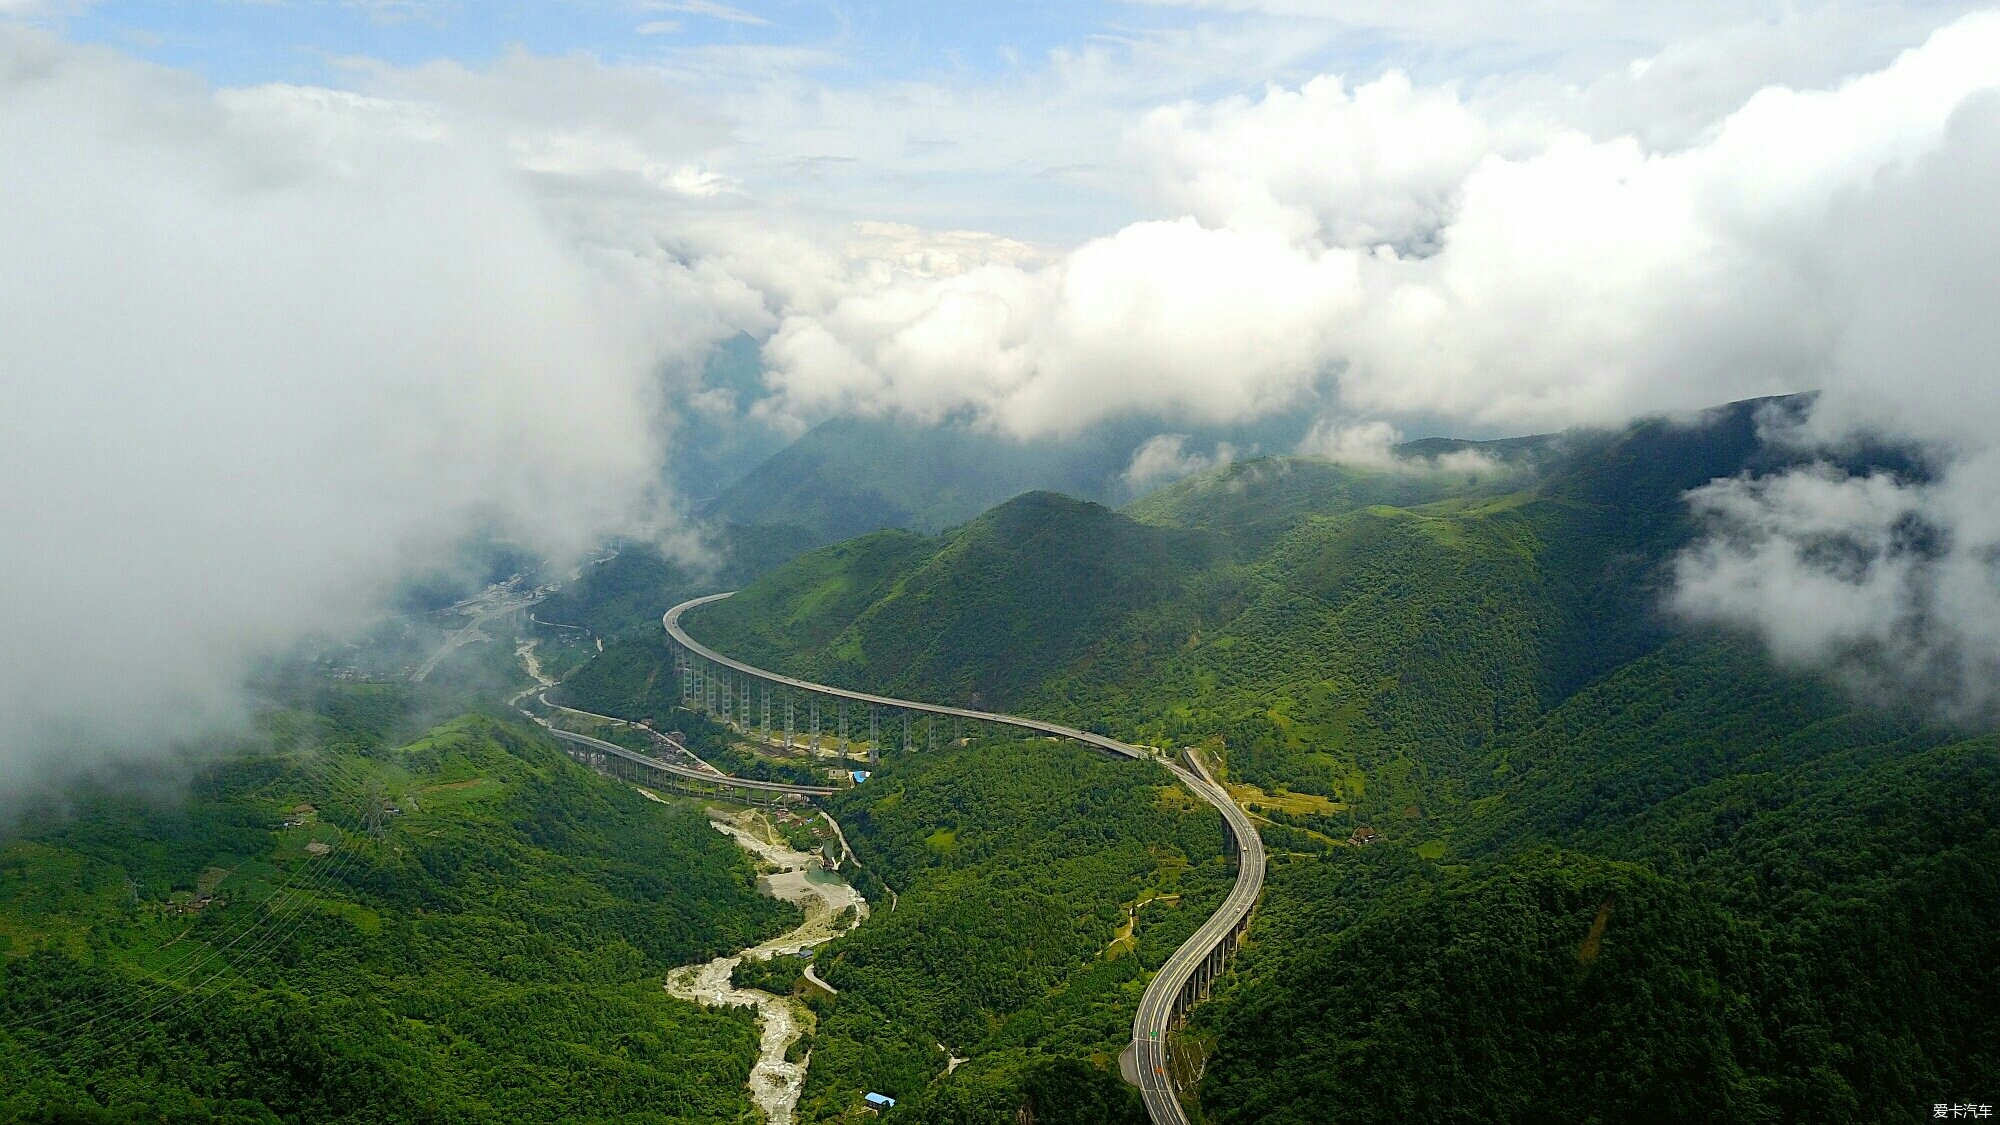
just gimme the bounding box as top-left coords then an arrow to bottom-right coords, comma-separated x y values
663,592 -> 1264,1125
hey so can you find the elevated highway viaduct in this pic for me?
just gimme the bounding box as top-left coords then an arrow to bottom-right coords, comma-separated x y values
545,727 -> 837,802
662,592 -> 1264,1125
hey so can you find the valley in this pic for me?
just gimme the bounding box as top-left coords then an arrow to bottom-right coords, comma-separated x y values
15,9 -> 2000,1124
666,807 -> 868,1125
4,398 -> 1995,1125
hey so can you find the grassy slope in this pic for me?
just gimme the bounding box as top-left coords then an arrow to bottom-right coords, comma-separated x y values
675,398 -> 2000,1121
0,697 -> 796,1124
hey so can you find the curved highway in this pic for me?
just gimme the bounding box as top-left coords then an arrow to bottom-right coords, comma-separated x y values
1131,754 -> 1265,1124
665,592 -> 1264,1125
666,593 -> 1148,761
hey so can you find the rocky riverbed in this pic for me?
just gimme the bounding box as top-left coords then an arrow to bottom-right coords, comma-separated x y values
666,808 -> 867,1125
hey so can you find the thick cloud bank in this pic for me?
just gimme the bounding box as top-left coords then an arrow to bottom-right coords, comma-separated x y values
756,14 -> 2000,442
0,31 -> 714,785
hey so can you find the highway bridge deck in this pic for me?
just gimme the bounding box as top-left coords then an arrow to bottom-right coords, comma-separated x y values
545,727 -> 837,798
666,593 -> 1148,761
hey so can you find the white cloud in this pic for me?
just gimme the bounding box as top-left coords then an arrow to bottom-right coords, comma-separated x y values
1125,70 -> 1532,249
0,0 -> 95,16
751,13 -> 2000,442
636,20 -> 682,35
1124,434 -> 1237,489
1670,70 -> 2000,716
1297,419 -> 1400,467
0,28 -> 740,790
756,216 -> 1360,436
635,0 -> 768,26
1296,418 -> 1502,474
1672,455 -> 2000,720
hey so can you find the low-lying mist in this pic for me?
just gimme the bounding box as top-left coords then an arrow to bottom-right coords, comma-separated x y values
0,29 -> 711,799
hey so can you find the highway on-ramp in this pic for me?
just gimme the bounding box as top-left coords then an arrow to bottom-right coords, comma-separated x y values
543,727 -> 837,798
665,592 -> 1265,1125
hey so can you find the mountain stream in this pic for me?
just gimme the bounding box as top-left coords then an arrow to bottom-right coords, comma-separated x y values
666,809 -> 868,1125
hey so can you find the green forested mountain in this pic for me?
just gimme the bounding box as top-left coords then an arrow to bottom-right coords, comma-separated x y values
678,397 -> 2000,1121
555,631 -> 690,722
691,528 -> 941,672
692,491 -> 1228,709
0,693 -> 793,1124
797,736 -> 1232,1124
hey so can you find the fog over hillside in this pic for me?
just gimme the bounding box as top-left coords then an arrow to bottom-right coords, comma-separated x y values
6,4 -> 2000,791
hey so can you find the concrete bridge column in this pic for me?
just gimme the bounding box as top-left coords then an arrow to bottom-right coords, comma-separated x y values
810,696 -> 822,753
838,701 -> 849,758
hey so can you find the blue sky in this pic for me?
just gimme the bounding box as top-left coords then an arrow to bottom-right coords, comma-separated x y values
64,1 -> 1258,89
41,0 -> 1389,240
39,0 -> 1981,243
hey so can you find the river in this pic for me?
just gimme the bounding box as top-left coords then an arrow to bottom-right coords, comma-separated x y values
666,808 -> 868,1125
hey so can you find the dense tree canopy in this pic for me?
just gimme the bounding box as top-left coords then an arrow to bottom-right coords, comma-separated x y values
0,696 -> 792,1123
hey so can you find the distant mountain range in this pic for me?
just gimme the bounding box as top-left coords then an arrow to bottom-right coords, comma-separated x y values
699,412 -> 1319,541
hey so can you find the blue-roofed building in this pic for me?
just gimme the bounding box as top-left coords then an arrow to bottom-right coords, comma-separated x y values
864,1091 -> 896,1109
851,770 -> 871,784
